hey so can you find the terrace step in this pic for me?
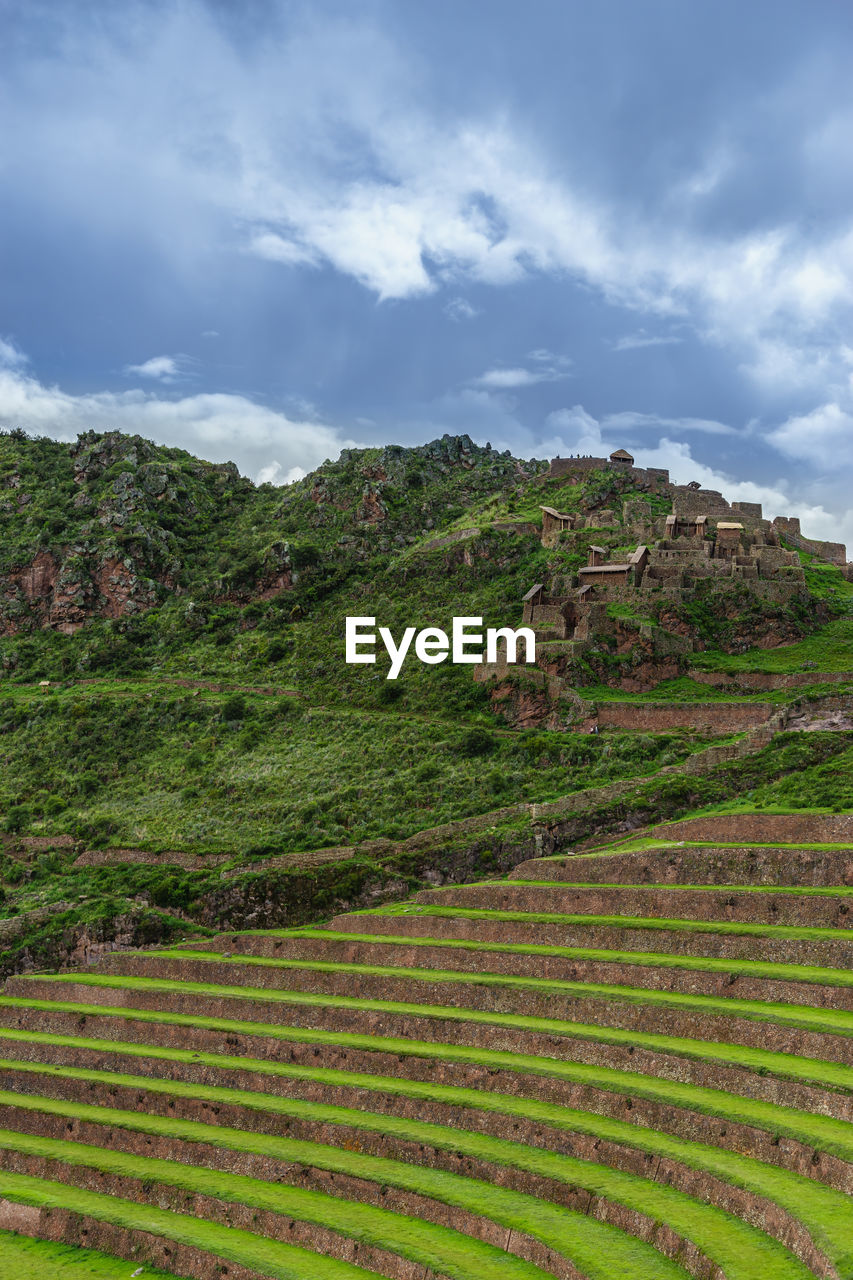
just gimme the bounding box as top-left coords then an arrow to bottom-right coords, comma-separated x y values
518,845 -> 853,888
322,908 -> 853,968
415,881 -> 853,929
0,1127 -> 603,1280
5,833 -> 853,1280
0,1075 -> 839,1280
7,967 -> 853,1069
3,995 -> 853,1125
0,1170 -> 391,1280
633,816 -> 853,845
3,1028 -> 853,1199
106,939 -> 853,1013
0,1230 -> 176,1280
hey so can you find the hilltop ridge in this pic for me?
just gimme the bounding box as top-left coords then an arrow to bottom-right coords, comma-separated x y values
2,428 -> 853,977
1,428 -> 849,699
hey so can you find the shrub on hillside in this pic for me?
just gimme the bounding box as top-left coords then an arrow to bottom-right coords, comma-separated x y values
457,728 -> 496,757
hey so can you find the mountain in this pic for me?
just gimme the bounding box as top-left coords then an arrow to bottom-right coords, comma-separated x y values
1,426 -> 853,976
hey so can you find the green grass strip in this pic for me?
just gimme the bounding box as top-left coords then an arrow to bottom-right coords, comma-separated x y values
0,1127 -> 580,1280
3,992 -> 852,1099
0,1125 -> 696,1280
187,929 -> 853,990
65,956 -> 853,1040
0,1170 -> 420,1280
474,878 -> 853,898
4,1024 -> 853,1165
574,840 -> 853,855
0,1091 -> 811,1280
0,1229 -> 175,1280
370,902 -> 853,942
4,1050 -> 853,1273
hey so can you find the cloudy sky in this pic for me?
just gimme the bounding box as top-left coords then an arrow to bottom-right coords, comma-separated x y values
3,1 -> 853,544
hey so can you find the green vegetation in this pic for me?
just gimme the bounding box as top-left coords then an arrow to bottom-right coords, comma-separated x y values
746,742 -> 853,810
0,1232 -> 174,1279
30,963 -> 853,1039
7,429 -> 853,1280
6,984 -> 853,1100
497,877 -> 853,897
580,836 -> 853,853
3,429 -> 853,969
0,686 -> 705,851
253,927 -> 853,988
0,1120 -> 705,1280
377,902 -> 853,942
691,616 -> 853,674
0,1128 -> 601,1280
1,713 -> 846,977
2,1016 -> 853,1172
0,1172 -> 397,1280
578,676 -> 853,702
0,1087 -> 825,1280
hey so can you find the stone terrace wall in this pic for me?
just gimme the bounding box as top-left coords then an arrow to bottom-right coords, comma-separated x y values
773,516 -> 847,565
692,670 -> 853,691
548,456 -> 609,476
594,701 -> 775,733
643,813 -> 853,843
547,457 -> 670,484
671,487 -> 735,520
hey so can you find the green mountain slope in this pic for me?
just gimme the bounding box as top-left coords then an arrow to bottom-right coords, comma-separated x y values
1,427 -> 852,973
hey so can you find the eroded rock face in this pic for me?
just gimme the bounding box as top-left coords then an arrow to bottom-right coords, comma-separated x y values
1,549 -> 157,636
357,482 -> 388,524
13,549 -> 59,601
490,682 -> 583,731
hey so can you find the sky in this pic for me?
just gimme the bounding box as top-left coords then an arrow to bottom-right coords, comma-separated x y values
3,0 -> 853,546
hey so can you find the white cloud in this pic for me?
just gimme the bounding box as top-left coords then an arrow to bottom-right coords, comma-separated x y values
9,2 -> 853,505
444,296 -> 479,322
612,331 -> 684,351
124,355 -> 183,382
404,386 -> 853,552
546,405 -> 605,456
473,368 -> 545,389
633,435 -> 853,552
0,363 -> 358,484
531,403 -> 853,554
603,410 -> 737,437
472,351 -> 572,389
766,402 -> 853,467
0,338 -> 28,369
256,460 -> 307,486
248,233 -> 319,268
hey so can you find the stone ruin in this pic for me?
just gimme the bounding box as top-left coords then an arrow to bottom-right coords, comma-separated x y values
478,454 -> 848,691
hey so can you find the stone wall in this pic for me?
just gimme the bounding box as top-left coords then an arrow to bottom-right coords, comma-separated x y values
593,701 -> 776,733
576,566 -> 631,588
8,990 -> 849,1123
732,501 -> 764,520
692,669 -> 853,691
547,456 -> 608,477
547,457 -> 670,484
644,812 -> 853,844
772,516 -> 847,565
671,487 -> 735,520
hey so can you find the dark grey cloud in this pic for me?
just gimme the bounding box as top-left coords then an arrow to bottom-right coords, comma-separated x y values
0,0 -> 852,547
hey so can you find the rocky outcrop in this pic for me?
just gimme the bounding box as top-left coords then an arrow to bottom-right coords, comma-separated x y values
357,481 -> 388,524
1,547 -> 158,635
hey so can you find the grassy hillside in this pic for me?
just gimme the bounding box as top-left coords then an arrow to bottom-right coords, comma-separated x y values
2,427 -> 853,973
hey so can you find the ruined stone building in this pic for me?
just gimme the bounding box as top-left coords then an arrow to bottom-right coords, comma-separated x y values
514,451 -> 842,653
